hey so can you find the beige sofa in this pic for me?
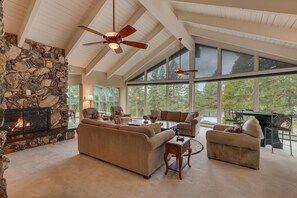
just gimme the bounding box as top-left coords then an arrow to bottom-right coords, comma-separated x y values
151,110 -> 200,137
206,118 -> 264,169
77,118 -> 175,178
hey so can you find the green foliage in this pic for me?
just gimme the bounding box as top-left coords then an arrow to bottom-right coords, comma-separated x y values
168,84 -> 189,111
68,85 -> 80,110
194,82 -> 217,117
128,86 -> 145,117
259,75 -> 297,114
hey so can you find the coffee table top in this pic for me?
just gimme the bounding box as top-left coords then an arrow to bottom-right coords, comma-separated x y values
128,119 -> 178,130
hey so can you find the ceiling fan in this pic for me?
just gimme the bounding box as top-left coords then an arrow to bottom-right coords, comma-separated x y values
175,38 -> 198,76
78,0 -> 148,54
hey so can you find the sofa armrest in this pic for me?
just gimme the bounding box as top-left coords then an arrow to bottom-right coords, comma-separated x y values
206,130 -> 260,151
191,117 -> 200,135
147,130 -> 175,151
213,125 -> 231,131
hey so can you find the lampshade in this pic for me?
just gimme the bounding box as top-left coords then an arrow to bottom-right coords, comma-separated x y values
86,95 -> 93,101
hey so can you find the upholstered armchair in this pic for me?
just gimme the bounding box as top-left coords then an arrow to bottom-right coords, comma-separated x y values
206,118 -> 264,169
110,106 -> 132,124
82,108 -> 100,119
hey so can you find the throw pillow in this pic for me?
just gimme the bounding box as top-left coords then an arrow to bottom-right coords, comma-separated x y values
151,109 -> 161,120
148,123 -> 163,134
185,112 -> 196,123
92,113 -> 99,119
223,126 -> 242,133
242,118 -> 264,139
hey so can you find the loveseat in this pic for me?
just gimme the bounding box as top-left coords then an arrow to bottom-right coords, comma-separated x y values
206,118 -> 264,169
77,118 -> 175,178
150,110 -> 200,137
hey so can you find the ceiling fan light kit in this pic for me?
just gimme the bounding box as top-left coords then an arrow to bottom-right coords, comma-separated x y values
78,0 -> 148,53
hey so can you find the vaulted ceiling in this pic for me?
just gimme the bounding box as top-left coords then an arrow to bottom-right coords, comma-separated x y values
4,0 -> 297,81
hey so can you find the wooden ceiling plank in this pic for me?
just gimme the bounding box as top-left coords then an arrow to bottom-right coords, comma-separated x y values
177,11 -> 297,44
171,0 -> 297,15
65,0 -> 108,58
84,6 -> 147,76
139,0 -> 194,51
17,0 -> 42,47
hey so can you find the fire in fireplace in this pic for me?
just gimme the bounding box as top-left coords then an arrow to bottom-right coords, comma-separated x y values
0,107 -> 51,135
10,117 -> 31,132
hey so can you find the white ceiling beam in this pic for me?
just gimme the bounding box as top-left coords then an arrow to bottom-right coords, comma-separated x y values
177,11 -> 297,45
85,7 -> 147,76
171,0 -> 297,15
68,65 -> 84,75
139,0 -> 194,51
106,23 -> 164,79
124,36 -> 176,81
17,0 -> 42,47
188,26 -> 297,62
65,0 -> 108,58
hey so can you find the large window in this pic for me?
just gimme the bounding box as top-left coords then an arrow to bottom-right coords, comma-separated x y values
222,50 -> 254,75
67,85 -> 80,124
259,57 -> 297,71
93,86 -> 119,114
259,74 -> 297,114
168,84 -> 189,112
147,85 -> 166,111
128,86 -> 145,117
221,79 -> 254,122
194,82 -> 218,124
147,60 -> 166,81
195,45 -> 218,78
168,48 -> 189,80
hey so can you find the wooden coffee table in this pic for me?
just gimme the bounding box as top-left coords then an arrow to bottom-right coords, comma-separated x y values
164,135 -> 192,180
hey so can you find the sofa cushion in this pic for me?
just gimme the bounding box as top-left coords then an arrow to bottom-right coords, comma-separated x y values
82,118 -> 119,129
166,111 -> 181,122
119,125 -> 155,137
161,111 -> 168,120
178,122 -> 192,130
148,123 -> 162,134
185,112 -> 196,123
151,109 -> 161,120
180,112 -> 188,122
224,126 -> 242,133
82,118 -> 101,126
242,118 -> 264,138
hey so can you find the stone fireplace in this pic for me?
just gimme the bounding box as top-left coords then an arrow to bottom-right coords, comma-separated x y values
0,33 -> 75,154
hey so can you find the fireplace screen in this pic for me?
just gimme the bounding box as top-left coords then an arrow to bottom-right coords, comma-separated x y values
0,108 -> 51,134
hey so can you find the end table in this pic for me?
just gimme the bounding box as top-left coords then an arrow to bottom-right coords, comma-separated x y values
164,135 -> 192,180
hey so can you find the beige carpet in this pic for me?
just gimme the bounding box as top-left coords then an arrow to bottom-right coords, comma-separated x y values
5,128 -> 297,198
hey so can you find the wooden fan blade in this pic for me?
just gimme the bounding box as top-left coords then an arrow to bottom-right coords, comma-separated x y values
123,41 -> 148,49
117,25 -> 136,38
114,46 -> 123,54
78,25 -> 105,37
82,41 -> 106,46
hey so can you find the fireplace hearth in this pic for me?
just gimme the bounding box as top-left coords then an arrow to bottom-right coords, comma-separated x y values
1,108 -> 76,153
